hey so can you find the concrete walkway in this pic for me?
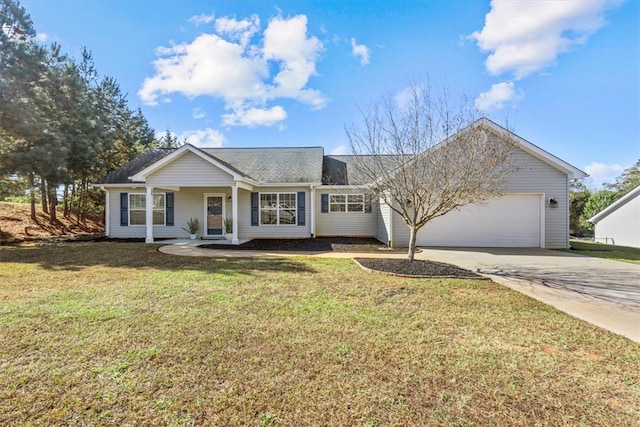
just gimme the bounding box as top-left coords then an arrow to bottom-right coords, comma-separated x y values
159,242 -> 640,343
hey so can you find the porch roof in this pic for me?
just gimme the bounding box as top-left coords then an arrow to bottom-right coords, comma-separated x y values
97,146 -> 326,185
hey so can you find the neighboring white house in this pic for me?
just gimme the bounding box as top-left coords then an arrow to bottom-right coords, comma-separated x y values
589,185 -> 640,248
95,118 -> 587,248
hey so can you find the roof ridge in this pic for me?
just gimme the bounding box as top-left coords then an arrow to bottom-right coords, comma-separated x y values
201,146 -> 325,150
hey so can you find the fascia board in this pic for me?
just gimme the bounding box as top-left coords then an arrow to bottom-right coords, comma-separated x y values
129,144 -> 244,182
589,185 -> 640,223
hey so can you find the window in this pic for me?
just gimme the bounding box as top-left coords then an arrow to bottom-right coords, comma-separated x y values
329,194 -> 364,213
260,193 -> 296,225
129,193 -> 165,225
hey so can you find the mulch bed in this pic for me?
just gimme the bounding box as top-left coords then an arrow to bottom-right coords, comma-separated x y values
200,237 -> 480,278
200,237 -> 406,253
354,258 -> 483,279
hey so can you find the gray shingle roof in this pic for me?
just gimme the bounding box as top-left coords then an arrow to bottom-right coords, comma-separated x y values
97,146 -> 326,185
204,147 -> 324,183
322,155 -> 403,185
96,148 -> 173,184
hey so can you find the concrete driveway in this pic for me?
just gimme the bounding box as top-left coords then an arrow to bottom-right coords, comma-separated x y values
415,248 -> 640,342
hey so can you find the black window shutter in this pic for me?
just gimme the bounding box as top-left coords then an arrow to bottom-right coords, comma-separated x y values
251,192 -> 259,226
120,193 -> 128,226
297,191 -> 305,226
165,192 -> 174,226
321,193 -> 329,213
364,193 -> 372,213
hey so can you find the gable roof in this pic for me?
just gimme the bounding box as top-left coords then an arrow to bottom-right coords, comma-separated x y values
96,118 -> 587,187
96,148 -> 173,184
589,185 -> 640,223
97,144 -> 325,185
476,118 -> 587,180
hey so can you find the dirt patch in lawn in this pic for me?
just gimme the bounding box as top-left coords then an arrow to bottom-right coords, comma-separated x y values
355,258 -> 483,279
0,202 -> 103,243
200,237 -> 407,253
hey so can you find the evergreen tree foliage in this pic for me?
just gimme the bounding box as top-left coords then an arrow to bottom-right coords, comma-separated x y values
579,190 -> 619,233
604,160 -> 640,196
569,181 -> 591,237
0,0 -> 158,226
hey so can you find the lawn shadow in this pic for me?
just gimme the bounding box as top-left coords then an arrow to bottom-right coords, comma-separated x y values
0,242 -> 317,275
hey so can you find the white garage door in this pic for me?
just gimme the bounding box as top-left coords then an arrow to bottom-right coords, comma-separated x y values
416,194 -> 542,247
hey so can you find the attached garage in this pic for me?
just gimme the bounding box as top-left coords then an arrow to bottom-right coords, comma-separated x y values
416,194 -> 544,247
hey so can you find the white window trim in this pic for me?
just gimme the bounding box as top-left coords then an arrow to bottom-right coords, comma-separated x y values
129,192 -> 166,226
259,192 -> 297,226
329,193 -> 365,213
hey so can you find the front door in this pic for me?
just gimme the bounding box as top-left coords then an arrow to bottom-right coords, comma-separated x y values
205,194 -> 224,237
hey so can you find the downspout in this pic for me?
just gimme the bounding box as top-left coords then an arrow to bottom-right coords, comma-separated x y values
388,200 -> 394,248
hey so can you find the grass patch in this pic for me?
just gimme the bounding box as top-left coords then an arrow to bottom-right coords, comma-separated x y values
562,240 -> 640,265
1,242 -> 639,425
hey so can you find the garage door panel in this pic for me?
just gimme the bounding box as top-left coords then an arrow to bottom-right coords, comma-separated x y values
416,195 -> 541,247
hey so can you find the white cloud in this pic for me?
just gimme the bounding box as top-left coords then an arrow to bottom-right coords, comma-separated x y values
584,162 -> 628,187
188,13 -> 215,26
192,108 -> 206,119
180,128 -> 226,147
154,128 -> 225,147
215,15 -> 260,47
350,38 -> 370,66
469,0 -> 620,78
393,84 -> 426,111
331,145 -> 348,155
139,13 -> 327,128
262,15 -> 327,107
222,105 -> 287,127
35,32 -> 48,42
475,81 -> 523,111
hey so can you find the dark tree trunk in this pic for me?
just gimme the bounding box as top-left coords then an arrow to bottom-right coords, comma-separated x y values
29,173 -> 36,221
48,183 -> 57,224
63,184 -> 70,218
40,179 -> 48,214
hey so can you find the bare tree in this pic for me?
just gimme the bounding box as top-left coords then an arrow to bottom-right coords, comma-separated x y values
346,82 -> 517,261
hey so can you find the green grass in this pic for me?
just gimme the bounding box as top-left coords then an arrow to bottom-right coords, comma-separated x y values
1,242 -> 639,426
562,240 -> 640,265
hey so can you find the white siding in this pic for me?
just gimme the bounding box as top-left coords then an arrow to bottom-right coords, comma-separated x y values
594,195 -> 640,248
106,187 -> 232,239
146,152 -> 234,187
376,199 -> 391,244
237,187 -> 312,239
314,191 -> 377,237
504,148 -> 569,248
391,146 -> 570,248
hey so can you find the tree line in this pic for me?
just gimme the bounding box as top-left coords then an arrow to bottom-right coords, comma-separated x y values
570,160 -> 640,237
0,0 -> 178,229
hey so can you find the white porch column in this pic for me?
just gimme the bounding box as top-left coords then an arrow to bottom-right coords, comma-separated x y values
145,186 -> 154,243
231,185 -> 239,244
103,188 -> 110,237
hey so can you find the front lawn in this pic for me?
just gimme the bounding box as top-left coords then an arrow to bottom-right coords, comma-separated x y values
1,242 -> 638,425
564,240 -> 640,265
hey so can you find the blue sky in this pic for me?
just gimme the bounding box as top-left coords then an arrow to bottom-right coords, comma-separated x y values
23,0 -> 639,188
